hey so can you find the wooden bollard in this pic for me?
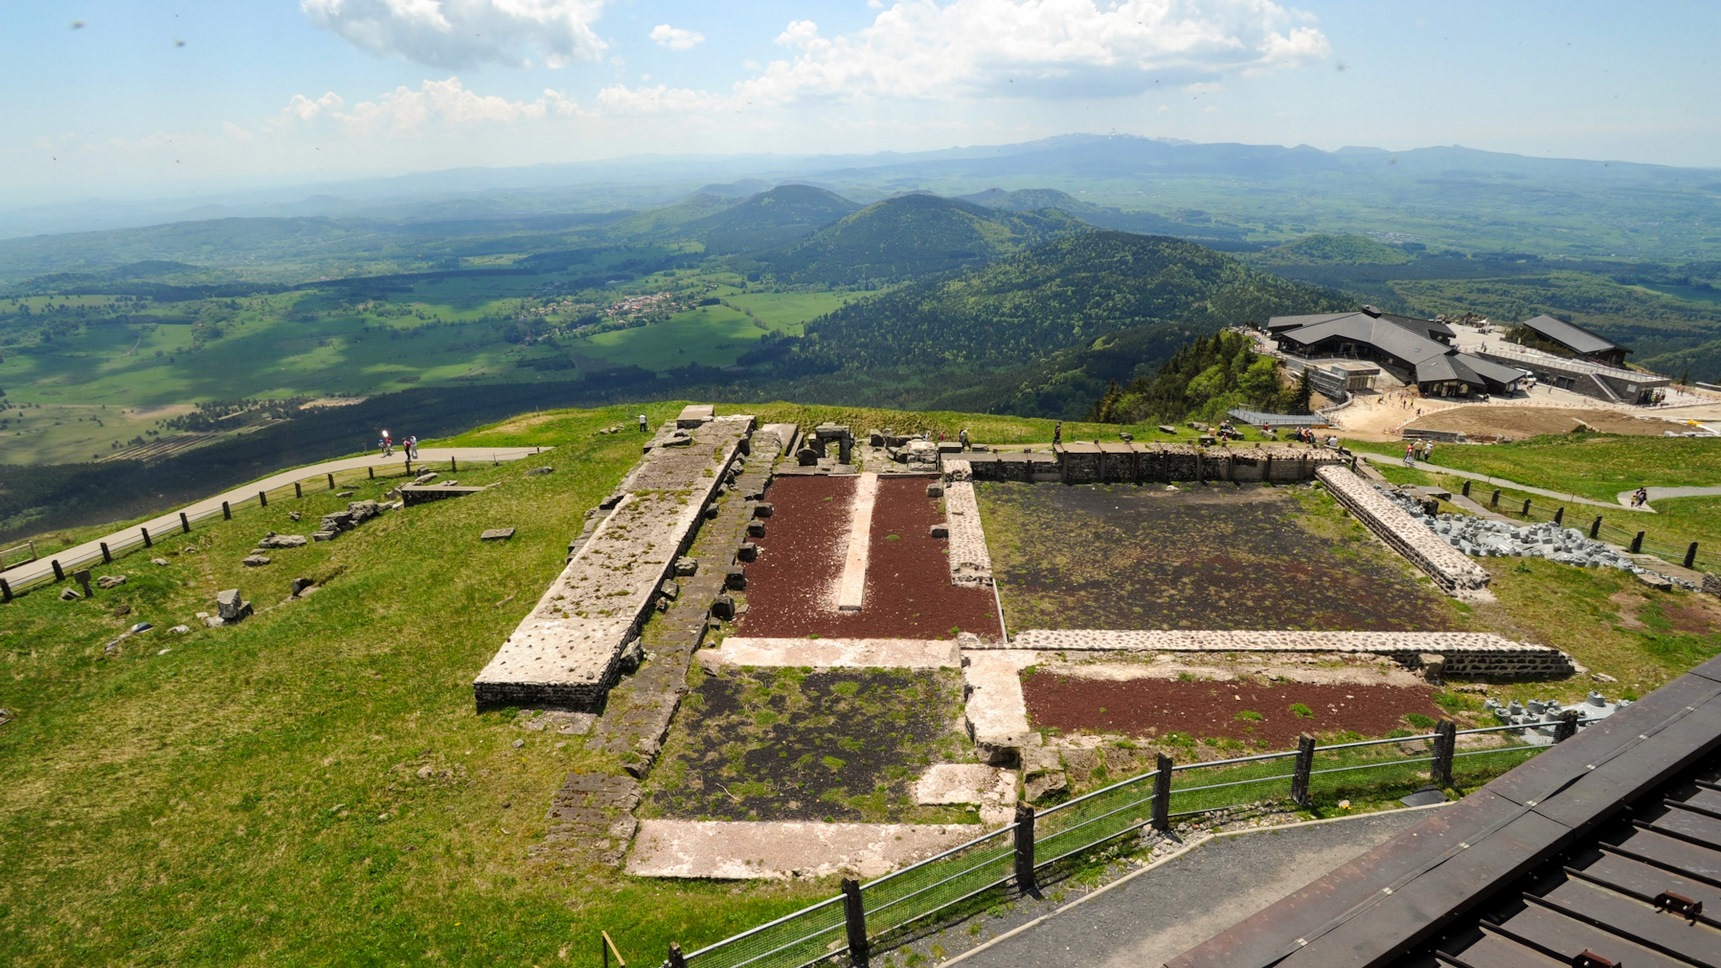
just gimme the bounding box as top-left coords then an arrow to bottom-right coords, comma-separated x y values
100,542 -> 112,564
141,527 -> 152,548
0,577 -> 11,603
259,490 -> 268,508
450,456 -> 458,472
1686,542 -> 1699,569
222,501 -> 231,520
368,467 -> 375,480
180,512 -> 191,534
328,472 -> 336,490
295,482 -> 302,499
52,559 -> 65,582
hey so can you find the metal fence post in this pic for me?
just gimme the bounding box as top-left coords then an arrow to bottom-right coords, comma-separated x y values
1151,754 -> 1174,832
1685,542 -> 1699,569
1012,803 -> 1038,897
1591,516 -> 1602,539
259,490 -> 268,508
665,942 -> 686,968
100,542 -> 111,564
1554,710 -> 1580,743
180,512 -> 191,534
1432,720 -> 1457,788
841,877 -> 870,967
52,560 -> 65,582
1290,734 -> 1316,808
141,527 -> 152,548
1631,531 -> 1645,553
222,501 -> 231,520
1553,506 -> 1564,526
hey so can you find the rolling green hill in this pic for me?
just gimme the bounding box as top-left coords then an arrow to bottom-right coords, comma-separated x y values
751,231 -> 1348,415
685,184 -> 860,255
749,192 -> 1089,286
1252,234 -> 1416,266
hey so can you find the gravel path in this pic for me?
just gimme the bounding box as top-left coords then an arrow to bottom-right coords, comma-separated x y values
1614,484 -> 1721,508
1356,451 -> 1635,510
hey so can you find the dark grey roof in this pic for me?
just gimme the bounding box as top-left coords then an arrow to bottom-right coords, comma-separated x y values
1166,653 -> 1721,968
1269,313 -> 1526,391
1520,314 -> 1625,356
1461,353 -> 1532,388
1266,312 -> 1354,331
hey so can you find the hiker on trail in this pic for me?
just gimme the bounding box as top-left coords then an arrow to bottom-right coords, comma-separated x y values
1053,421 -> 1062,445
409,436 -> 419,459
1422,441 -> 1435,461
958,428 -> 970,451
637,413 -> 648,433
1404,442 -> 1416,466
380,430 -> 392,457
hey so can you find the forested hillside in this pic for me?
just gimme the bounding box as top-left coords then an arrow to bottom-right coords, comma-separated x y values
1087,330 -> 1311,425
745,232 -> 1347,416
747,193 -> 1088,287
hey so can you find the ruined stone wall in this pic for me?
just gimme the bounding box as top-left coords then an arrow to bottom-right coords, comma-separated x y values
1704,572 -> 1721,599
1006,629 -> 1574,680
1317,465 -> 1492,597
963,444 -> 1342,485
940,460 -> 993,587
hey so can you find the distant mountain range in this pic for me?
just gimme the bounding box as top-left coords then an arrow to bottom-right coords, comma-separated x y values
6,134 -> 1719,260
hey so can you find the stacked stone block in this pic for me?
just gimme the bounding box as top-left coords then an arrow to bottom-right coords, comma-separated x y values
941,460 -> 994,587
1317,465 -> 1492,597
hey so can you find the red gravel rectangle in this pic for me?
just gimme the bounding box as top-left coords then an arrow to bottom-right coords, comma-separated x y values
1022,673 -> 1443,747
740,475 -> 1002,639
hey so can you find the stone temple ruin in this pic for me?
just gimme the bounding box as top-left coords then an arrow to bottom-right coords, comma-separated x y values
477,406 -> 1587,880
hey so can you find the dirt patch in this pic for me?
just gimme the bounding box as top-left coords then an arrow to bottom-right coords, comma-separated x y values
1022,672 -> 1441,747
1038,652 -> 1428,689
1663,599 -> 1721,635
740,475 -> 1001,639
641,667 -> 975,823
297,396 -> 367,410
1409,405 -> 1681,439
981,483 -> 1455,632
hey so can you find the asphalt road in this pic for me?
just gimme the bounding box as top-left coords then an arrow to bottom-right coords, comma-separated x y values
944,808 -> 1440,968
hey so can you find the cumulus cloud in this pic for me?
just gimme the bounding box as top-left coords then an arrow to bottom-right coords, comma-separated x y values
594,84 -> 729,116
649,24 -> 704,51
697,0 -> 1325,107
301,0 -> 608,69
282,77 -> 580,131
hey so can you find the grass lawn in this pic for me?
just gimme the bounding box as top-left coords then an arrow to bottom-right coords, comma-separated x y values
579,304 -> 766,371
1345,433 -> 1721,502
718,289 -> 879,335
0,403 -> 821,967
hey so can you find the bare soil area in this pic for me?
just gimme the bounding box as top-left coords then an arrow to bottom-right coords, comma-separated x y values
980,483 -> 1455,632
641,667 -> 974,823
1022,672 -> 1441,747
740,475 -> 1001,639
1407,405 -> 1682,439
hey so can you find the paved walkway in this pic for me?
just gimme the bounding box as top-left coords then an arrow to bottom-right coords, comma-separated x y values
1614,484 -> 1721,508
1,446 -> 549,590
938,808 -> 1441,968
1357,452 -> 1635,511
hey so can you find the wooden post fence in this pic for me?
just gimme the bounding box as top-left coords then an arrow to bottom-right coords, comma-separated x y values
1461,480 -> 1472,498
258,490 -> 268,508
0,578 -> 10,603
100,542 -> 112,564
665,942 -> 686,968
222,501 -> 231,520
52,560 -> 65,582
328,472 -> 336,490
1151,754 -> 1173,831
141,527 -> 152,548
179,512 -> 191,534
1521,498 -> 1532,517
1686,543 -> 1700,569
841,877 -> 870,967
1591,516 -> 1603,539
295,482 -> 303,499
1631,531 -> 1645,554
1291,734 -> 1316,808
1013,803 -> 1039,897
1490,489 -> 1501,508
1432,720 -> 1457,788
1553,506 -> 1564,526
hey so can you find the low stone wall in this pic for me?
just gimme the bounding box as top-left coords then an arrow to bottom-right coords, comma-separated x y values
1317,465 -> 1493,598
1005,629 -> 1573,680
941,460 -> 993,587
1704,572 -> 1720,599
473,415 -> 754,710
958,443 -> 1344,484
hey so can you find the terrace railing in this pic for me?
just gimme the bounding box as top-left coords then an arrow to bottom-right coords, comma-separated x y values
661,720 -> 1586,968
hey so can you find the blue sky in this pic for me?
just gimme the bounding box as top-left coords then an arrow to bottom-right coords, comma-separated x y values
3,1 -> 1717,206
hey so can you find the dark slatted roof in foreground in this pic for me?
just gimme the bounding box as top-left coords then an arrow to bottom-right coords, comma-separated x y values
1166,654 -> 1721,968
1520,314 -> 1626,357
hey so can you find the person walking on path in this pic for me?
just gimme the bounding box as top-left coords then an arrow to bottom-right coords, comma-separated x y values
637,413 -> 649,433
1053,421 -> 1062,446
958,428 -> 971,451
1403,442 -> 1416,467
379,430 -> 393,457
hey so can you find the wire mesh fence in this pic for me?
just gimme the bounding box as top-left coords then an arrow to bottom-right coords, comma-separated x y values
672,720 -> 1589,968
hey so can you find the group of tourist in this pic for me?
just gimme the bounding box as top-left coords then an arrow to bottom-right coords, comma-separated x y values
378,430 -> 420,459
1629,486 -> 1650,508
1403,439 -> 1436,465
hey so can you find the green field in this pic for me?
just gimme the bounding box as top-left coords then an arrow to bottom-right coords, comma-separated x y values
581,304 -> 765,370
717,288 -> 876,335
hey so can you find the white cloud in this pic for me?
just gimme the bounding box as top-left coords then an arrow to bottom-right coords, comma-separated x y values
282,78 -> 580,132
649,24 -> 704,51
301,0 -> 609,69
733,0 -> 1331,104
594,84 -> 731,116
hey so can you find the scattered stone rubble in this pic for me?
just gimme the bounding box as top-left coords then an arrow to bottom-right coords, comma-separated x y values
312,500 -> 384,542
1485,691 -> 1630,745
1378,487 -> 1693,588
1317,466 -> 1492,597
